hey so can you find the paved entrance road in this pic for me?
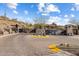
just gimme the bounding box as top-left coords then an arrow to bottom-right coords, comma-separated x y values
0,33 -> 79,56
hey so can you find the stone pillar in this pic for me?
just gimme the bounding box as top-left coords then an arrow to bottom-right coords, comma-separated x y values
36,29 -> 41,35
17,27 -> 19,33
8,26 -> 12,34
15,24 -> 19,33
36,28 -> 46,35
65,25 -> 74,36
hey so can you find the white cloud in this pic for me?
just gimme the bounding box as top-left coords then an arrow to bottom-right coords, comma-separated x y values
46,4 -> 60,13
64,15 -> 68,18
70,3 -> 79,11
39,3 -> 45,8
26,17 -> 34,24
38,3 -> 60,16
47,16 -> 61,24
24,10 -> 28,15
41,13 -> 48,16
7,3 -> 18,9
47,16 -> 70,25
38,3 -> 45,12
64,14 -> 75,18
41,11 -> 49,16
64,18 -> 70,22
63,18 -> 70,25
75,3 -> 79,5
71,7 -> 75,11
72,3 -> 79,11
70,14 -> 75,17
75,5 -> 79,11
13,10 -> 18,14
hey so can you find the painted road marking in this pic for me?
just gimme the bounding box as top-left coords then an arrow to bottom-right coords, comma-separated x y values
48,44 -> 56,49
48,44 -> 61,53
32,35 -> 49,38
50,47 -> 61,53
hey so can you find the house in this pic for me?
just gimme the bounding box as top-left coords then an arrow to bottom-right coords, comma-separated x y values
65,24 -> 79,35
45,23 -> 63,35
46,29 -> 62,35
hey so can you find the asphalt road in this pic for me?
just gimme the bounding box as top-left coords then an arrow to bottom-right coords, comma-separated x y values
0,33 -> 79,56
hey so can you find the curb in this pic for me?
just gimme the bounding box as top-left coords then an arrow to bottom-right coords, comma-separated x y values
0,33 -> 19,38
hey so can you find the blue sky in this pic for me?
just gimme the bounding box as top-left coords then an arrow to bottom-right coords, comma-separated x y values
0,3 -> 79,25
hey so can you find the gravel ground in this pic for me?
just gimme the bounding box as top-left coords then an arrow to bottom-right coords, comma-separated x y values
0,33 -> 79,56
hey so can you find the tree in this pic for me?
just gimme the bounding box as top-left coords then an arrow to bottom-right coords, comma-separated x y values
33,16 -> 48,24
33,16 -> 48,28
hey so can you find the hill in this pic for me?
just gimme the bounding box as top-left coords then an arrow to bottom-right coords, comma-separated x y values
0,16 -> 30,34
0,16 -> 27,29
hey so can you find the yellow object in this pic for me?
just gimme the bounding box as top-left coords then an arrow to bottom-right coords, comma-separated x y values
46,35 -> 49,38
48,44 -> 57,49
50,47 -> 61,53
32,35 -> 37,38
32,35 -> 49,38
38,36 -> 41,38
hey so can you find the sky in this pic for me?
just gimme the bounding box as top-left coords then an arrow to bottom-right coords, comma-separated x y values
0,3 -> 79,25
